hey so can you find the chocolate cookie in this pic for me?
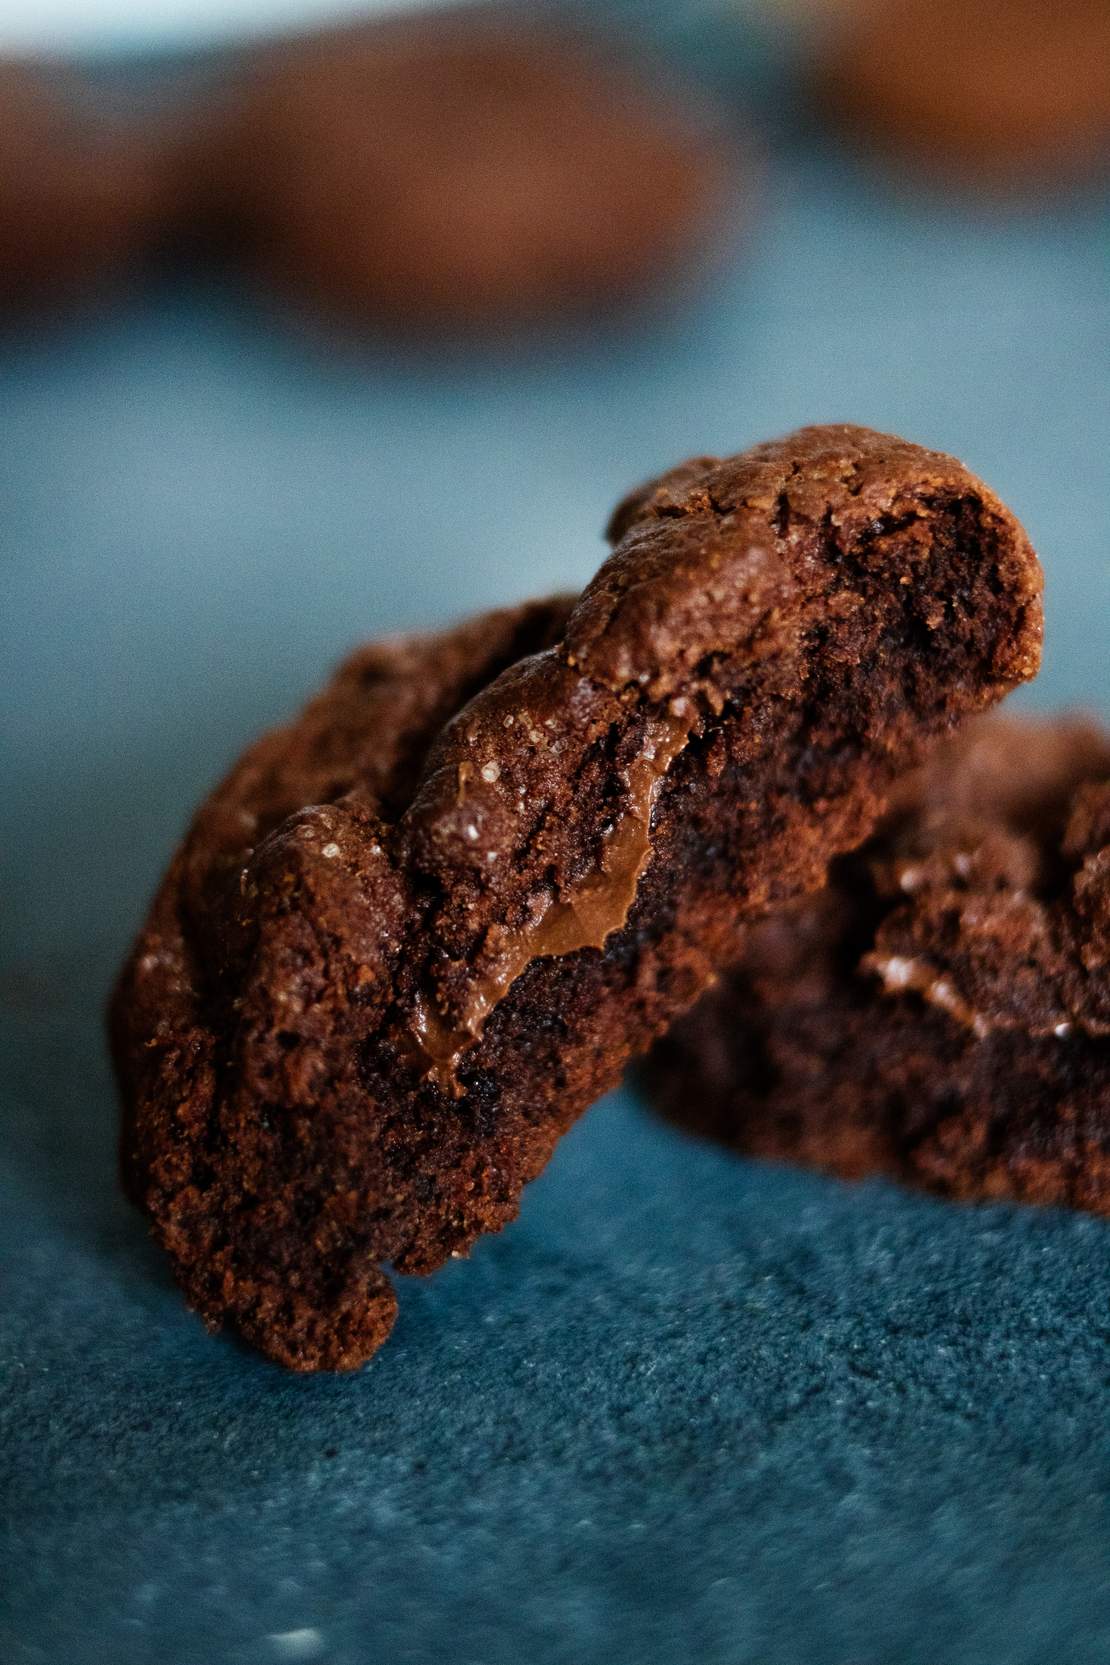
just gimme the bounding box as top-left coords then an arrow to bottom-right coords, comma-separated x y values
648,713 -> 1110,1211
0,61 -> 165,316
182,12 -> 741,333
110,424 -> 1042,1370
815,0 -> 1110,191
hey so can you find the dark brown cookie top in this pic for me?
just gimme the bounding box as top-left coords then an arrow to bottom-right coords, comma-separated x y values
111,424 -> 1042,1370
863,714 -> 1110,1038
814,0 -> 1110,191
113,596 -> 573,1358
174,596 -> 574,935
183,12 -> 744,333
0,61 -> 167,315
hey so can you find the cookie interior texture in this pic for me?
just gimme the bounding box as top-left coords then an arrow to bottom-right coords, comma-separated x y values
648,713 -> 1110,1211
111,424 -> 1043,1369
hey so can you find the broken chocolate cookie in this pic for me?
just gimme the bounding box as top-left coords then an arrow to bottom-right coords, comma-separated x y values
111,424 -> 1042,1369
648,713 -> 1110,1212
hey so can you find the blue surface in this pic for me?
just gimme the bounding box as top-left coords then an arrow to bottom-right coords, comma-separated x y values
3,92 -> 1110,1665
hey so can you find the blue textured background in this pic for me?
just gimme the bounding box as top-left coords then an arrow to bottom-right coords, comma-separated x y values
3,17 -> 1110,1662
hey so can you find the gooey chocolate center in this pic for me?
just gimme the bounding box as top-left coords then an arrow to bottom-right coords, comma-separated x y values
410,709 -> 692,1091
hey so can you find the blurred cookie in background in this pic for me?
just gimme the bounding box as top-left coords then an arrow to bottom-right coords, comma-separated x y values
813,0 -> 1110,192
181,9 -> 750,336
0,60 -> 168,318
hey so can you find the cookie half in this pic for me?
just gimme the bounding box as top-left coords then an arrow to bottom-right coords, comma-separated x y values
111,424 -> 1042,1368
